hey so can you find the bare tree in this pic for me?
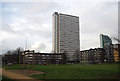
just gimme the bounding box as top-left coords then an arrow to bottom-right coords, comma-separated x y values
73,50 -> 80,64
112,37 -> 120,43
61,51 -> 67,64
2,47 -> 23,65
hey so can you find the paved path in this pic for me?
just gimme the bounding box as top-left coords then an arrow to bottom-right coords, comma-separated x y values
1,68 -> 42,81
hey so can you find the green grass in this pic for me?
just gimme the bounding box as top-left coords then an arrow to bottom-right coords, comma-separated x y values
3,63 -> 119,80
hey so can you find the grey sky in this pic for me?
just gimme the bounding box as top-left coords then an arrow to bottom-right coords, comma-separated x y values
0,0 -> 118,54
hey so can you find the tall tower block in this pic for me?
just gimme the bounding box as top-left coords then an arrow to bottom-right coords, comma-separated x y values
52,12 -> 80,61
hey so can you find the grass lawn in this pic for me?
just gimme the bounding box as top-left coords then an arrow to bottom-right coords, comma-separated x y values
3,63 -> 119,80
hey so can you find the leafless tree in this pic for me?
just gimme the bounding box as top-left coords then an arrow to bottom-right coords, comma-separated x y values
73,50 -> 80,63
61,51 -> 67,64
2,47 -> 23,65
112,37 -> 120,43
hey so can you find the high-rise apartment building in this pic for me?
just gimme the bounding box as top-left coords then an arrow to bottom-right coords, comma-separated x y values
100,34 -> 112,48
100,34 -> 114,62
52,12 -> 80,62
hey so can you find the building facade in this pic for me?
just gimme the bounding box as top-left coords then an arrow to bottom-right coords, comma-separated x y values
100,34 -> 112,48
21,50 -> 66,65
113,44 -> 120,62
80,48 -> 105,64
2,50 -> 66,65
100,34 -> 114,62
52,12 -> 80,62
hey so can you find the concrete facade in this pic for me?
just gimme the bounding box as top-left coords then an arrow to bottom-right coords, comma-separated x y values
52,12 -> 80,61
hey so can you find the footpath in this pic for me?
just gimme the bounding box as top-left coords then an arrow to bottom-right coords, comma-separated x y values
1,68 -> 42,81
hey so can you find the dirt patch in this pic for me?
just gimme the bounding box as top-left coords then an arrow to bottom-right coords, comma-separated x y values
9,69 -> 45,76
2,69 -> 43,81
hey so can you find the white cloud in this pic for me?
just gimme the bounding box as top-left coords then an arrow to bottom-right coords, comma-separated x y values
1,2 -> 118,53
31,41 -> 41,51
0,31 -> 18,40
30,41 -> 46,52
1,0 -> 119,2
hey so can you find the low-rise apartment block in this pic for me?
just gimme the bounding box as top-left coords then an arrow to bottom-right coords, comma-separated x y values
80,48 -> 105,64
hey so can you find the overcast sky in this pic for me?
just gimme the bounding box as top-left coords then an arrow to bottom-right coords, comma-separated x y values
0,0 -> 118,54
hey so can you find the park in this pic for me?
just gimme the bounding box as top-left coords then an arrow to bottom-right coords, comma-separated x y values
2,63 -> 119,80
